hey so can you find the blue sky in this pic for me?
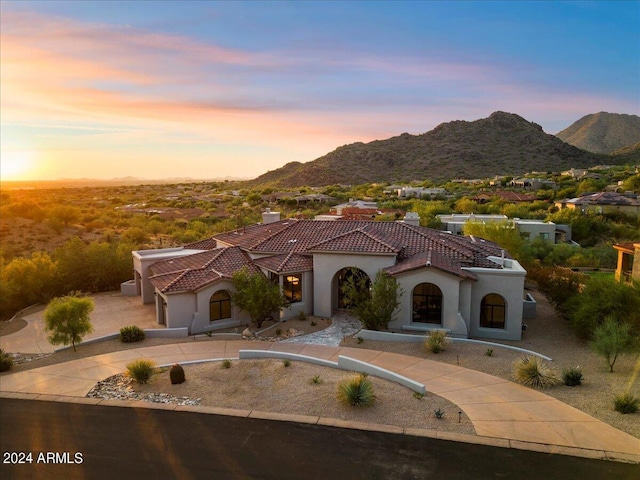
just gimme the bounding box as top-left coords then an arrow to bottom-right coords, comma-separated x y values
1,1 -> 638,180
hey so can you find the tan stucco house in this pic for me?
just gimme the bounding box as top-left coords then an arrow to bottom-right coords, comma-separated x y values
127,214 -> 528,341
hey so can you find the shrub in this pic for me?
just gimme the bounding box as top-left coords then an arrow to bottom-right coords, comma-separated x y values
485,348 -> 493,357
614,392 -> 640,414
169,364 -> 185,385
357,336 -> 364,344
337,374 -> 376,407
221,359 -> 232,369
0,349 -> 13,372
562,366 -> 583,386
120,325 -> 145,343
311,375 -> 322,384
282,359 -> 291,367
413,391 -> 424,400
275,328 -> 282,336
425,330 -> 449,354
298,311 -> 307,321
310,321 -> 317,327
126,359 -> 156,384
434,408 -> 445,419
591,318 -> 639,372
513,355 -> 560,388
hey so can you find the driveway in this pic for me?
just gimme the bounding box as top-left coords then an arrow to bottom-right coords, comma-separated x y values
0,292 -> 159,354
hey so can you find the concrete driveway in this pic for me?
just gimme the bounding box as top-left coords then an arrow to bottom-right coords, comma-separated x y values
0,292 -> 159,354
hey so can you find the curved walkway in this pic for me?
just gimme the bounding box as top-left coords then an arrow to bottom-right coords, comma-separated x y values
281,312 -> 362,346
0,340 -> 638,460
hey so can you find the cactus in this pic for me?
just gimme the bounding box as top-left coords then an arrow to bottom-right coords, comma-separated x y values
169,363 -> 185,385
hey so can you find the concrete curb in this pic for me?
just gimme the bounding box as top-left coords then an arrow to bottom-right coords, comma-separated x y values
2,391 -> 637,465
358,330 -> 553,361
53,328 -> 189,353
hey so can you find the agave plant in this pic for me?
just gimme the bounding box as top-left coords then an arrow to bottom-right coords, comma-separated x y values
337,374 -> 376,407
513,355 -> 560,388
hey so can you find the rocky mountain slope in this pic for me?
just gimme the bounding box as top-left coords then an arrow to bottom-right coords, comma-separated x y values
248,111 -> 616,187
555,112 -> 640,154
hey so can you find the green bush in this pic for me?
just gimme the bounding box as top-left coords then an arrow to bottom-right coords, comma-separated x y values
169,364 -> 185,385
221,359 -> 232,369
0,349 -> 14,372
120,325 -> 145,343
298,311 -> 307,321
425,330 -> 449,354
562,366 -> 583,386
337,374 -> 376,407
434,408 -> 445,419
591,318 -> 639,372
513,355 -> 560,389
126,359 -> 156,384
614,392 -> 640,414
311,375 -> 322,384
282,359 -> 291,367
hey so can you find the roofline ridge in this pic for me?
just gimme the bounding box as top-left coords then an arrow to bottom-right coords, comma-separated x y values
248,220 -> 298,250
161,269 -> 191,293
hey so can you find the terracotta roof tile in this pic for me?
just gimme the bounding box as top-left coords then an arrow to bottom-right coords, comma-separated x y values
253,252 -> 313,273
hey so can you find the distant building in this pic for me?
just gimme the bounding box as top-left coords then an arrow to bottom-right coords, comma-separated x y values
509,178 -> 556,190
474,191 -> 536,204
397,187 -> 447,198
437,214 -> 568,243
555,192 -> 640,219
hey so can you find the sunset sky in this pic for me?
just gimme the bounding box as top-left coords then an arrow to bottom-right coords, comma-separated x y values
1,1 -> 638,181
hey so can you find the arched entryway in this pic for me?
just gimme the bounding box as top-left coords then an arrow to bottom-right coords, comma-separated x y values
412,283 -> 443,324
210,290 -> 232,322
480,293 -> 506,329
334,267 -> 371,310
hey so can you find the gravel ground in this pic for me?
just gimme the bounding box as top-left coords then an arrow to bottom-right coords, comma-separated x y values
125,359 -> 475,435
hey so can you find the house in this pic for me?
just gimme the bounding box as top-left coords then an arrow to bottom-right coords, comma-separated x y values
397,187 -> 447,198
474,191 -> 537,204
509,178 -> 556,190
555,192 -> 640,219
613,242 -> 640,284
126,212 -> 528,341
437,214 -> 566,243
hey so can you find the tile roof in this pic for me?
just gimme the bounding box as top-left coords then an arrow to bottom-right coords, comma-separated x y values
151,220 -> 509,293
215,219 -> 505,268
253,252 -> 314,273
385,251 -> 478,280
149,246 -> 258,293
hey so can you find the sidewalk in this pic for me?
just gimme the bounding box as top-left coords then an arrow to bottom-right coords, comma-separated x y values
0,292 -> 159,354
1,340 -> 638,460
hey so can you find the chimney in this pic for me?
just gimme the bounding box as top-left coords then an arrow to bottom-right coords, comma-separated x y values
262,208 -> 281,224
403,212 -> 420,227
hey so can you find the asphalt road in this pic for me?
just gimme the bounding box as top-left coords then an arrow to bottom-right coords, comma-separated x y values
0,399 -> 637,480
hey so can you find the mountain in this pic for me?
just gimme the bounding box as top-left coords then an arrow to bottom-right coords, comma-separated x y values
247,111 -> 612,188
555,112 -> 640,154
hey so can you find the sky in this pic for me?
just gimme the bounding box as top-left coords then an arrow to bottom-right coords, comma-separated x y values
1,1 -> 639,182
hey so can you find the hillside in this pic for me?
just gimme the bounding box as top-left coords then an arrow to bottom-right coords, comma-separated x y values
247,112 -> 611,187
555,112 -> 640,154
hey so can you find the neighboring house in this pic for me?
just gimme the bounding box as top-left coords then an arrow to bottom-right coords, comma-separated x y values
127,212 -> 528,341
613,242 -> 640,284
397,187 -> 447,198
555,192 -> 640,219
437,214 -> 566,243
474,191 -> 536,204
330,199 -> 379,215
509,178 -> 556,190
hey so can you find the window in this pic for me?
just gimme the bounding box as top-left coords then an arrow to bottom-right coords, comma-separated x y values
412,283 -> 443,324
480,294 -> 506,329
540,232 -> 550,240
283,274 -> 302,303
210,290 -> 231,321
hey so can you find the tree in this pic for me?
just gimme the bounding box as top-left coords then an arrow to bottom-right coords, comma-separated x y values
44,295 -> 94,351
591,317 -> 639,372
230,268 -> 288,328
567,277 -> 640,338
341,270 -> 403,331
462,220 -> 527,263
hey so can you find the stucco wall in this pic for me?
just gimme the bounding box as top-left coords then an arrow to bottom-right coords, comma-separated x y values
467,262 -> 526,341
387,267 -> 468,337
312,253 -> 396,318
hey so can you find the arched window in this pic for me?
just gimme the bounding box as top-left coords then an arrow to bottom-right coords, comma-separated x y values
480,294 -> 506,329
412,283 -> 443,324
210,290 -> 231,321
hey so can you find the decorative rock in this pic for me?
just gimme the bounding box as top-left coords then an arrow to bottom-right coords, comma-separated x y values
242,328 -> 253,338
86,374 -> 201,406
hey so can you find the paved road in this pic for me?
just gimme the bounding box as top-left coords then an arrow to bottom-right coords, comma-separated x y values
1,399 -> 637,480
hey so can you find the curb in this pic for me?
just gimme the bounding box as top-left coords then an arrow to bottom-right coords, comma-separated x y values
1,391 -> 638,465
